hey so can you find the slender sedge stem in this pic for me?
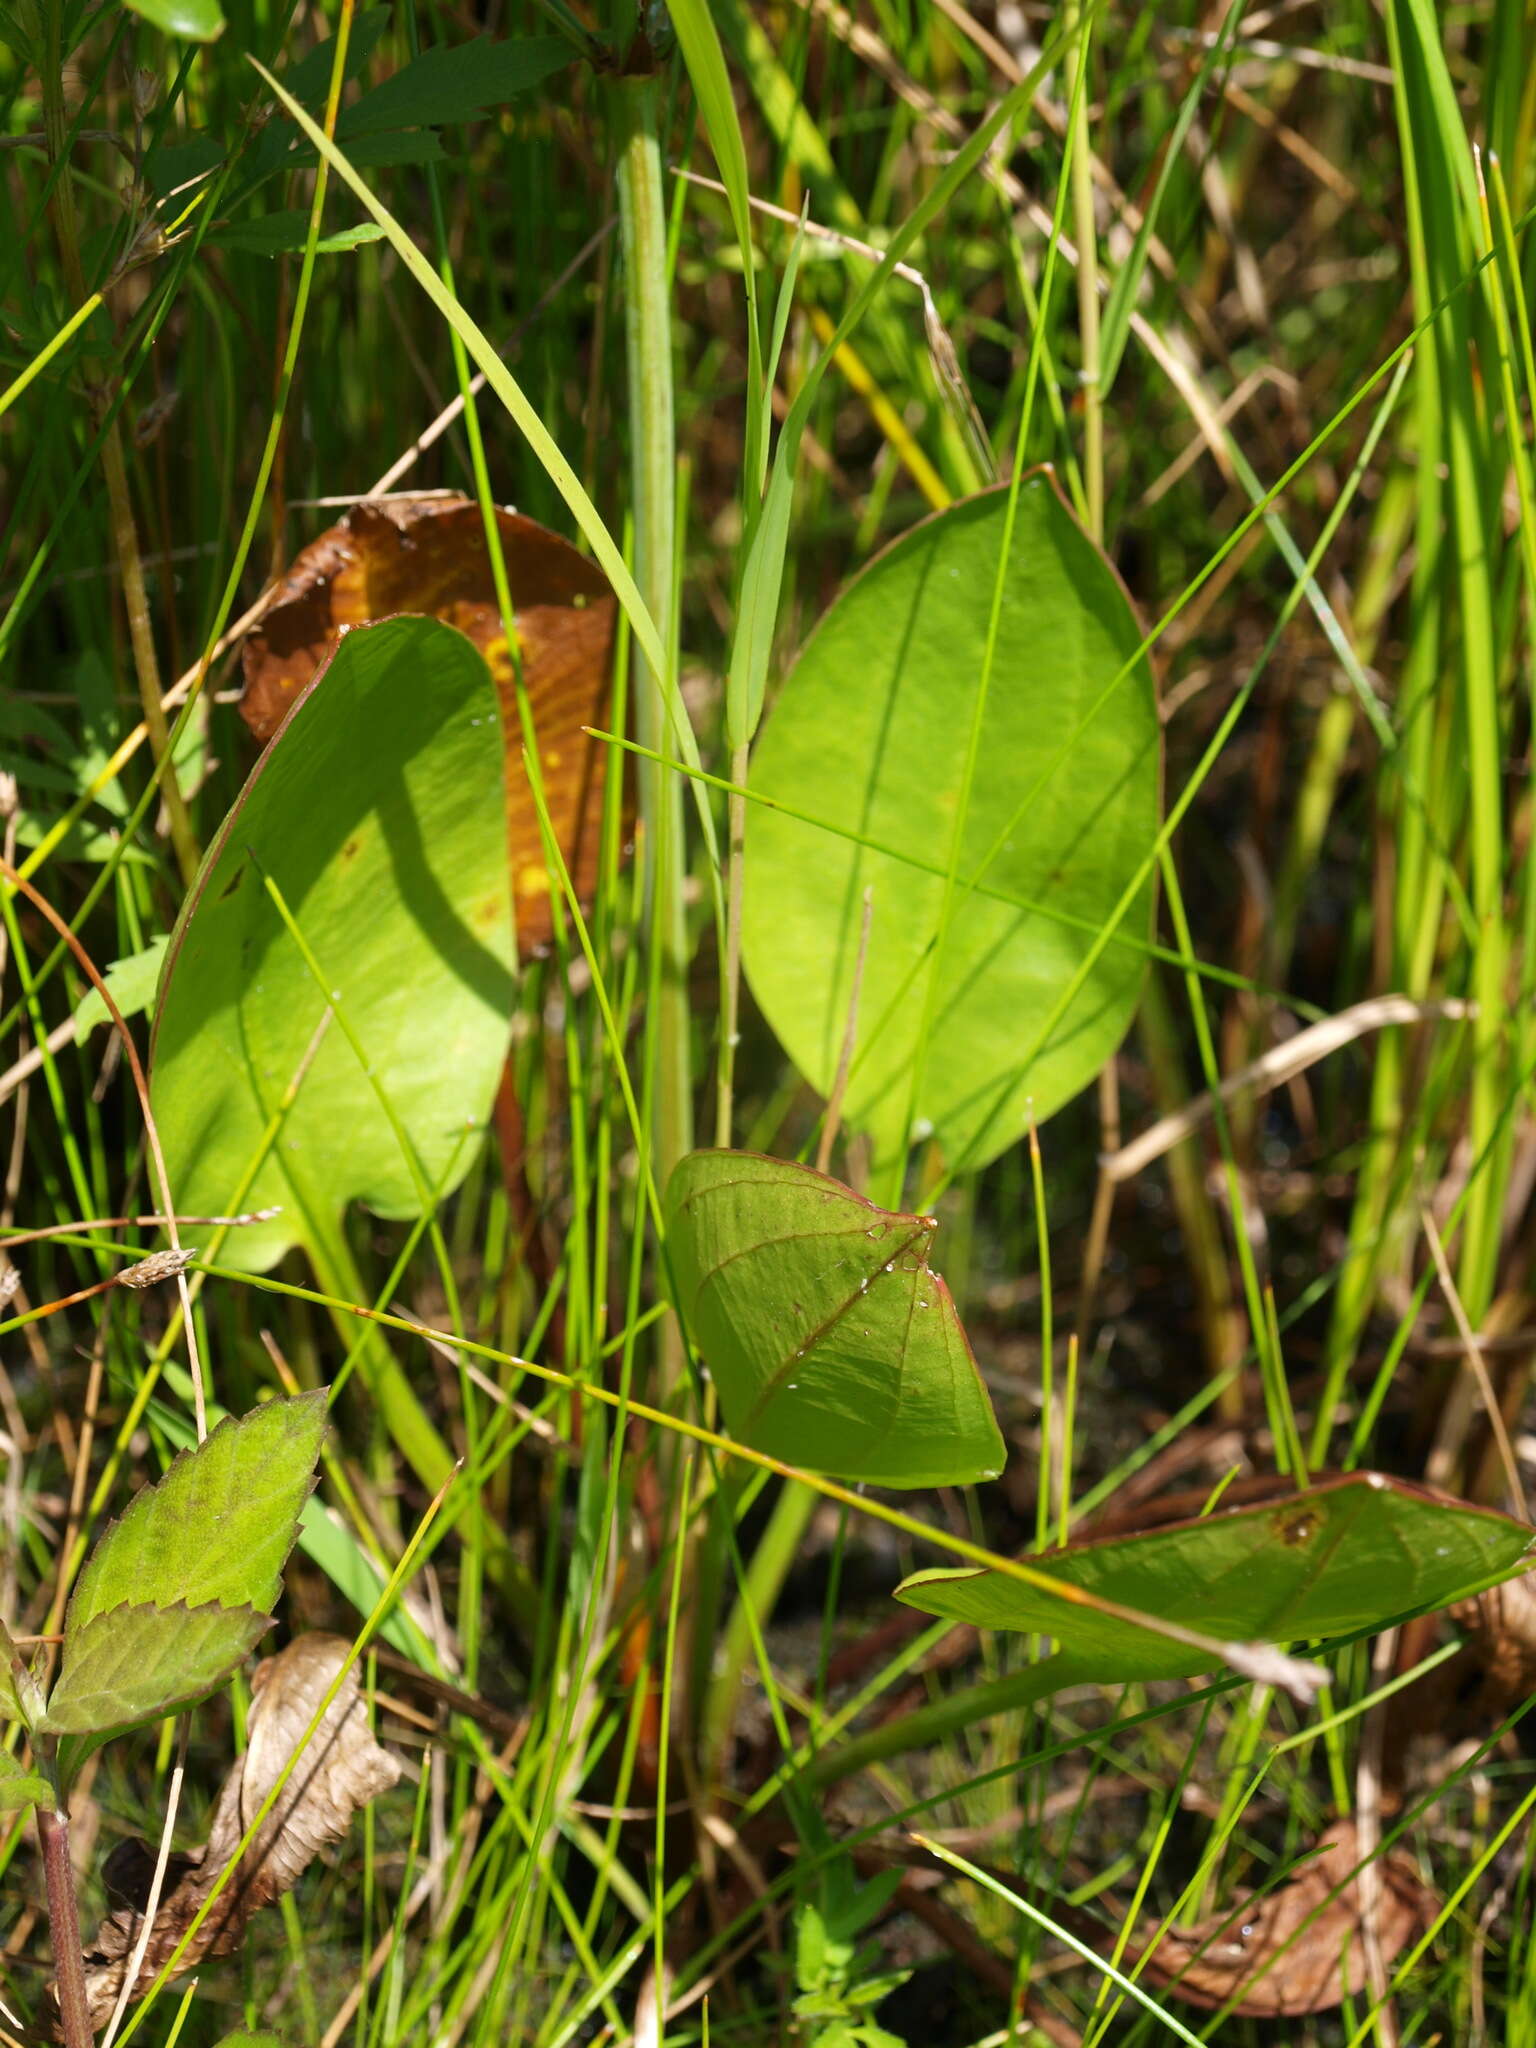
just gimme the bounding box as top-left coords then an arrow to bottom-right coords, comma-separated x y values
614,76 -> 692,1227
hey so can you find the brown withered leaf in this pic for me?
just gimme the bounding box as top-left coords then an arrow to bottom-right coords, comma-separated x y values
242,495 -> 619,953
859,1820 -> 1431,2023
1126,1819 -> 1433,2016
1387,1568 -> 1536,1762
1448,1570 -> 1536,1709
75,1634 -> 400,2031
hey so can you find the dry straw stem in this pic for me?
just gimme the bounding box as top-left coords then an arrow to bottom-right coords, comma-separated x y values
1420,1206 -> 1529,1522
1104,995 -> 1475,1184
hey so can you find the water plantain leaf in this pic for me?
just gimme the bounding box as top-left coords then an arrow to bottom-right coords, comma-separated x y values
67,1394 -> 327,1636
666,1150 -> 1004,1487
0,1750 -> 50,1814
40,1603 -> 269,1736
743,473 -> 1160,1174
150,615 -> 515,1274
896,1474 -> 1535,1680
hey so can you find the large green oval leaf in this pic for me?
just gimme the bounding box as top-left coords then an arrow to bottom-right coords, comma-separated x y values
743,474 -> 1159,1172
895,1475 -> 1534,1681
666,1150 -> 1004,1488
151,616 -> 515,1272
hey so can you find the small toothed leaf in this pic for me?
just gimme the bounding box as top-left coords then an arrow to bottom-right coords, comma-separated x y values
67,1393 -> 327,1642
0,1748 -> 49,1813
0,1614 -> 45,1729
41,1602 -> 270,1735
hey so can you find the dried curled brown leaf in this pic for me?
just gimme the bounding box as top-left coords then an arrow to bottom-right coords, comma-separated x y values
241,495 -> 619,953
1127,1819 -> 1433,2016
76,1634 -> 399,2030
1387,1567 -> 1536,1767
858,1818 -> 1431,2021
1449,1571 -> 1536,1709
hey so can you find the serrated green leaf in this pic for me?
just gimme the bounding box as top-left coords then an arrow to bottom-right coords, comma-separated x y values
796,1902 -> 829,1987
68,1393 -> 326,1638
0,1749 -> 49,1813
213,2034 -> 284,2047
666,1151 -> 1003,1488
243,122 -> 449,195
343,36 -> 572,136
41,1601 -> 269,1734
123,0 -> 224,39
846,1974 -> 910,2008
895,1475 -> 1535,1680
280,7 -> 391,104
795,1994 -> 848,2020
143,132 -> 226,199
74,935 -> 170,1035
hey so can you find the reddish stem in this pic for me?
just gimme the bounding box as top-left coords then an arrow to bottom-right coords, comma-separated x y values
39,1804 -> 94,2048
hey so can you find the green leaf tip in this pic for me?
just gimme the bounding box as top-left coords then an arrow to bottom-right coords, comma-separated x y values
666,1149 -> 1003,1488
124,0 -> 226,41
0,1748 -> 50,1814
0,1613 -> 46,1730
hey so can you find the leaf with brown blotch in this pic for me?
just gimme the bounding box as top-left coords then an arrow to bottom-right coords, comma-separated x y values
74,1634 -> 400,2031
1125,1820 -> 1433,2016
241,494 -> 619,953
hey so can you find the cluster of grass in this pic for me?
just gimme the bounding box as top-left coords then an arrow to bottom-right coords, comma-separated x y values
2,0 -> 1536,2043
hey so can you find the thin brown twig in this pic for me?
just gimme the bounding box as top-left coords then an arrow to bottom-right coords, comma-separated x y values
1104,996 -> 1474,1184
0,1209 -> 280,1252
0,858 -> 206,1437
1420,1206 -> 1529,1520
99,1737 -> 188,2048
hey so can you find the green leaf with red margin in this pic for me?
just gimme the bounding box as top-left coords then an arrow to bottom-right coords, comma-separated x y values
666,1150 -> 1003,1488
897,1475 -> 1535,1679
